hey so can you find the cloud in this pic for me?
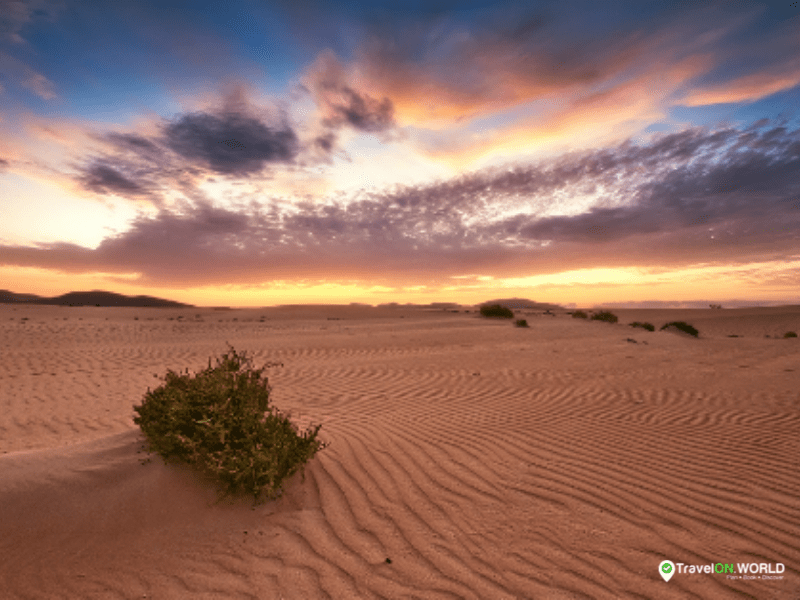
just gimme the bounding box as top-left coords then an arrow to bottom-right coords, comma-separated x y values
3,120 -> 798,288
313,132 -> 337,153
282,0 -> 783,173
104,132 -> 161,154
68,102 -> 307,206
79,163 -> 151,196
0,51 -> 58,100
678,14 -> 800,107
680,69 -> 800,107
322,86 -> 394,132
0,2 -> 65,101
0,0 -> 66,46
333,1 -> 739,127
163,112 -> 300,176
302,50 -> 396,134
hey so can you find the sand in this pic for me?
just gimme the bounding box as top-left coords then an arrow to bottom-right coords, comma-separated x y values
0,304 -> 798,599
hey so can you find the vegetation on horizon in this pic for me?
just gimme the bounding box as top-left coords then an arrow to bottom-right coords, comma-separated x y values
629,321 -> 655,332
570,310 -> 588,319
660,321 -> 699,337
480,304 -> 514,319
590,311 -> 619,323
784,331 -> 797,338
133,345 -> 325,504
514,319 -> 529,328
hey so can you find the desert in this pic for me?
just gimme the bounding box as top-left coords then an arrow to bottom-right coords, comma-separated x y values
1,303 -> 798,599
4,0 -> 800,597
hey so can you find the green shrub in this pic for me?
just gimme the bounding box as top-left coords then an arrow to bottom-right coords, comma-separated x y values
784,331 -> 798,338
629,321 -> 655,332
571,310 -> 588,319
480,304 -> 514,319
514,319 -> 529,328
660,321 -> 699,337
591,311 -> 618,323
133,346 -> 325,504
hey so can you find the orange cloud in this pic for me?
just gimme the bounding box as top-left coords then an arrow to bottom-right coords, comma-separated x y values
407,54 -> 714,170
680,68 -> 800,106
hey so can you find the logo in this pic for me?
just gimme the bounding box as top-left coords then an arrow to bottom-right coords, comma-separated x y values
659,560 -> 676,582
658,559 -> 786,583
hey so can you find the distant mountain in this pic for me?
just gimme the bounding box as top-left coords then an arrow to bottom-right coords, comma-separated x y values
376,302 -> 462,309
479,298 -> 563,311
0,290 -> 193,308
426,302 -> 461,309
0,290 -> 41,303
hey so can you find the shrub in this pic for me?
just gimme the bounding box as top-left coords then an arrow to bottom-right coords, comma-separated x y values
515,319 -> 529,328
133,345 -> 325,504
629,321 -> 655,332
571,310 -> 588,319
591,311 -> 618,323
480,304 -> 514,319
784,331 -> 798,338
660,321 -> 699,337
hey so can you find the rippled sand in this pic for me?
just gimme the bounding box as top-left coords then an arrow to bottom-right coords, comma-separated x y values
1,304 -> 798,599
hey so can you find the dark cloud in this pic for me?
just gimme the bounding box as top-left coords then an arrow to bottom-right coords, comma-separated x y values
104,132 -> 161,153
79,163 -> 150,196
72,133 -> 173,206
70,83 -> 379,207
319,85 -> 395,132
163,112 -> 299,175
5,120 -> 799,287
314,133 -> 336,152
219,139 -> 247,150
0,158 -> 9,170
70,105 -> 312,206
303,50 -> 396,136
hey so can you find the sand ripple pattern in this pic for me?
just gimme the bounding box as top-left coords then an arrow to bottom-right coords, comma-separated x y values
1,306 -> 798,599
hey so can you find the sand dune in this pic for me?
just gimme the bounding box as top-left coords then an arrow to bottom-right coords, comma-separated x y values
1,304 -> 798,599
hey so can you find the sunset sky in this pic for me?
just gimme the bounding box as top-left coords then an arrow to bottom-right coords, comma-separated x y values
1,0 -> 799,308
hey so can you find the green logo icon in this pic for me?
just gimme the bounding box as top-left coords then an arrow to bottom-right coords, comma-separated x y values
659,560 -> 676,582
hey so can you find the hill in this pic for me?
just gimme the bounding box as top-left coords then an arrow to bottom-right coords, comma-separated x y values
0,290 -> 41,303
0,290 -> 193,308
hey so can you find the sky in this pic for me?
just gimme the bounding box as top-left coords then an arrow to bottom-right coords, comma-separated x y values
1,0 -> 799,308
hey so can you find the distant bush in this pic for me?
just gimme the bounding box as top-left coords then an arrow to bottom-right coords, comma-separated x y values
133,346 -> 325,504
515,319 -> 529,328
629,321 -> 655,332
591,311 -> 619,323
571,310 -> 588,319
784,331 -> 798,338
480,304 -> 514,319
660,321 -> 699,337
